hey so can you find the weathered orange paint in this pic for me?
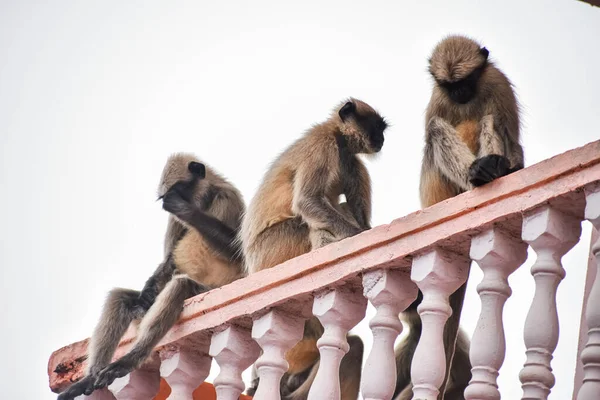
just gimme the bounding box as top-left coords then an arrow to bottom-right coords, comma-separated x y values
152,380 -> 252,400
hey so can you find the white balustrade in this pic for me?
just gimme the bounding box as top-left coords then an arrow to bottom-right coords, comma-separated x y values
76,388 -> 116,400
210,325 -> 260,400
361,269 -> 418,400
159,344 -> 211,399
519,205 -> 582,400
307,287 -> 367,400
108,367 -> 161,400
576,184 -> 600,400
251,309 -> 305,400
409,248 -> 470,400
465,227 -> 528,400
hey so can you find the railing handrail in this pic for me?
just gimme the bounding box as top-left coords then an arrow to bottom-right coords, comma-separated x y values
48,139 -> 600,393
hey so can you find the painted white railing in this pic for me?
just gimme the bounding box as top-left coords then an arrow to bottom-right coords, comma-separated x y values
48,140 -> 600,400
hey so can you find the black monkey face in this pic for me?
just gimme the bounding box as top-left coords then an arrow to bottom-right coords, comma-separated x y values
338,101 -> 387,153
362,114 -> 387,152
437,60 -> 487,105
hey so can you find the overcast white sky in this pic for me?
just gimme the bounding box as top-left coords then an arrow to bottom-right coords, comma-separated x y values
1,1 -> 599,399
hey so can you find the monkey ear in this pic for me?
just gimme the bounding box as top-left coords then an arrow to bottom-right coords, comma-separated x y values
480,47 -> 489,60
188,161 -> 206,179
338,101 -> 356,122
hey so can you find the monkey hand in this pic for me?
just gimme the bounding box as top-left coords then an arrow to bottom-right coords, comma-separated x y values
468,154 -> 511,187
93,357 -> 137,390
162,185 -> 196,221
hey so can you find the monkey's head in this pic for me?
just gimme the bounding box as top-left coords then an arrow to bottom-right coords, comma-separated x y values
336,98 -> 388,154
158,153 -> 210,203
429,35 -> 489,105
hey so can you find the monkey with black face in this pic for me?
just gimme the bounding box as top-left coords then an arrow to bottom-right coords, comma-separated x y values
56,153 -> 245,400
394,35 -> 525,400
242,98 -> 388,399
420,34 -> 524,208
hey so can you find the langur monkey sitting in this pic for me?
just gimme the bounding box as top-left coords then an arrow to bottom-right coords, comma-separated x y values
394,35 -> 525,400
242,98 -> 388,399
57,154 -> 245,400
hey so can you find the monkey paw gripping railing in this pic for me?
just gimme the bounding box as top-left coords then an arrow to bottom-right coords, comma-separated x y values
49,139 -> 600,400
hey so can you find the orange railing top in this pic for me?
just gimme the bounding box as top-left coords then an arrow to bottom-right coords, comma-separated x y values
48,139 -> 600,394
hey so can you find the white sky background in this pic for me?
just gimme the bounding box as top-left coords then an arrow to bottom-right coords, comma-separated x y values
0,0 -> 599,399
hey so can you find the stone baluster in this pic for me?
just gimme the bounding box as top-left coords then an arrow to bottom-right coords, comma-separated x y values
307,287 -> 367,400
576,184 -> 600,400
210,325 -> 260,400
251,309 -> 306,400
361,269 -> 418,400
519,205 -> 581,400
464,227 -> 528,400
159,343 -> 212,399
410,248 -> 470,400
108,361 -> 161,400
76,388 -> 116,399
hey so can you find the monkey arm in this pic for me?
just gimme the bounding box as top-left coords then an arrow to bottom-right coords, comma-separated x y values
479,113 -> 524,169
478,115 -> 504,155
293,163 -> 362,239
427,117 -> 476,191
180,209 -> 242,262
138,254 -> 177,311
162,188 -> 242,262
335,133 -> 372,230
343,158 -> 372,230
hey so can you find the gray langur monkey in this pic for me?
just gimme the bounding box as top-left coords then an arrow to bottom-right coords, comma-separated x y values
394,35 -> 525,400
242,98 -> 388,400
57,153 -> 245,400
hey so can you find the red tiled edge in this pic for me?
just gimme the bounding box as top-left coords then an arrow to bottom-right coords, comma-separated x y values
49,140 -> 600,393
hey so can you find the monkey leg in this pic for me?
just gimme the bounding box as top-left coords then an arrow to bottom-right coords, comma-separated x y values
138,254 -> 178,312
308,202 -> 364,249
427,117 -> 476,191
57,289 -> 145,400
93,275 -> 208,390
247,217 -> 311,273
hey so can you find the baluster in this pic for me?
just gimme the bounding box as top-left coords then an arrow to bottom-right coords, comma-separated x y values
410,248 -> 470,400
251,309 -> 305,400
519,205 -> 581,400
76,388 -> 116,399
108,364 -> 161,400
159,343 -> 212,399
210,325 -> 260,400
576,184 -> 600,400
464,227 -> 528,400
307,287 -> 367,400
361,269 -> 418,400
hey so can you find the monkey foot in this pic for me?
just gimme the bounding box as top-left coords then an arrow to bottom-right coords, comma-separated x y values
57,375 -> 95,400
94,359 -> 135,390
468,154 -> 511,187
